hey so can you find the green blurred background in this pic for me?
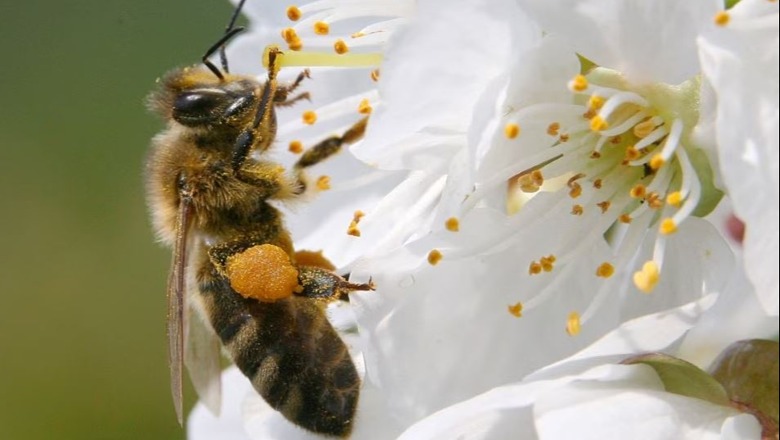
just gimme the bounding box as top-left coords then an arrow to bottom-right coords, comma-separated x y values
0,1 -> 237,438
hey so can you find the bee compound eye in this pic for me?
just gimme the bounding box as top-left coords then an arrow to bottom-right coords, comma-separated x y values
172,89 -> 227,125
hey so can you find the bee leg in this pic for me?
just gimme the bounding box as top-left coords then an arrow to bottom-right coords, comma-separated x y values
296,266 -> 374,301
275,92 -> 311,108
292,116 -> 369,192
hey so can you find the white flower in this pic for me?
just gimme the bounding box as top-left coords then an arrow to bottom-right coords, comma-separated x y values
697,0 -> 780,316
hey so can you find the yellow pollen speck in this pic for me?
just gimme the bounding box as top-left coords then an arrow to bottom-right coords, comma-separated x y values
597,201 -> 611,213
334,39 -> 349,54
445,217 -> 460,232
370,69 -> 381,82
358,98 -> 372,115
660,218 -> 677,235
529,261 -> 542,275
507,302 -> 524,318
427,249 -> 443,266
281,27 -> 298,42
630,184 -> 647,199
547,254 -> 556,263
590,151 -> 602,159
588,94 -> 605,110
505,123 -> 520,139
646,192 -> 663,209
316,175 -> 331,190
571,204 -> 584,215
302,110 -> 317,125
633,261 -> 660,293
649,154 -> 665,170
633,119 -> 656,138
590,115 -> 608,131
714,11 -> 730,26
593,179 -> 603,189
596,262 -> 615,278
624,146 -> 640,161
314,21 -> 330,35
571,74 -> 588,92
288,140 -> 303,154
667,191 -> 683,207
566,312 -> 581,336
286,5 -> 302,21
547,122 -> 560,136
619,214 -> 632,224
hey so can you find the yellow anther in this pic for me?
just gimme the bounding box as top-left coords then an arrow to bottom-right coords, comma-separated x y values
445,217 -> 460,232
590,115 -> 609,131
619,214 -> 632,224
666,191 -> 683,207
427,249 -> 443,266
571,74 -> 589,92
505,123 -> 520,139
596,262 -> 615,278
588,94 -> 605,111
313,21 -> 330,35
593,178 -> 603,189
529,261 -> 542,275
316,175 -> 331,190
507,302 -> 524,318
633,261 -> 660,293
358,98 -> 373,115
288,140 -> 303,154
646,192 -> 663,209
546,255 -> 557,263
660,218 -> 677,235
571,204 -> 584,215
714,11 -> 730,26
288,37 -> 303,51
302,110 -> 317,125
649,154 -> 665,170
286,5 -> 302,21
624,146 -> 640,161
281,27 -> 298,43
334,39 -> 349,54
597,200 -> 611,213
566,312 -> 581,336
547,122 -> 560,136
633,119 -> 656,138
630,184 -> 647,199
370,69 -> 381,82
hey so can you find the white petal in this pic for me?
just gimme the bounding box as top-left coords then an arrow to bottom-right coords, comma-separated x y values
519,0 -> 721,84
188,367 -> 253,440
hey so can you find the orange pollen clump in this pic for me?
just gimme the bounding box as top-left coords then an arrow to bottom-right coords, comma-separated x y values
370,69 -> 381,82
225,244 -> 301,302
507,302 -> 523,318
597,201 -> 611,213
505,123 -> 520,139
547,122 -> 560,136
445,217 -> 460,232
288,140 -> 303,154
646,192 -> 663,209
334,39 -> 349,54
302,110 -> 317,125
529,261 -> 542,275
286,5 -> 302,21
630,184 -> 647,199
281,27 -> 298,42
596,262 -> 615,278
566,312 -> 581,336
316,175 -> 331,190
427,249 -> 443,266
569,183 -> 582,199
540,255 -> 555,272
571,204 -> 584,216
358,98 -> 373,115
619,214 -> 633,224
347,210 -> 365,237
314,21 -> 330,35
714,11 -> 730,26
288,38 -> 303,51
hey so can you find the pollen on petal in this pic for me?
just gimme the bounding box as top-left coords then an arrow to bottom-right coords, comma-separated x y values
633,261 -> 660,293
281,27 -> 298,42
540,255 -> 555,272
347,210 -> 365,237
316,175 -> 331,190
630,184 -> 647,199
286,5 -> 302,21
569,183 -> 582,198
714,11 -> 730,26
358,98 -> 372,114
313,21 -> 330,35
288,37 -> 303,51
518,170 -> 544,192
445,217 -> 460,232
505,123 -> 520,139
507,302 -> 523,318
593,179 -> 603,189
334,39 -> 349,54
660,218 -> 677,235
566,312 -> 581,336
288,140 -> 303,154
667,191 -> 683,207
570,74 -> 588,92
427,249 -> 443,266
596,262 -> 615,278
590,115 -> 608,131
302,110 -> 317,125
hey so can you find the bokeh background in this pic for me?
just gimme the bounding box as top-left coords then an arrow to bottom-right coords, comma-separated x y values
0,1 -> 239,438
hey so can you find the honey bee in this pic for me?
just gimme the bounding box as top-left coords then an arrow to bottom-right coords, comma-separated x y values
145,1 -> 372,436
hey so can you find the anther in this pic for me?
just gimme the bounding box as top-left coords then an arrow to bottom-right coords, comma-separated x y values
593,179 -> 603,189
588,95 -> 605,111
646,192 -> 663,209
566,312 -> 581,336
358,98 -> 373,114
633,119 -> 656,138
314,21 -> 330,35
529,261 -> 542,275
505,123 -> 520,139
659,218 -> 677,235
649,154 -> 665,170
590,115 -> 609,131
597,201 -> 611,213
507,302 -> 524,318
286,5 -> 302,21
302,110 -> 317,125
619,214 -> 632,224
571,204 -> 584,215
370,69 -> 381,82
445,217 -> 460,232
288,140 -> 303,154
334,39 -> 349,54
633,261 -> 660,293
596,262 -> 615,278
666,191 -> 682,207
630,184 -> 647,199
316,175 -> 331,190
427,249 -> 443,266
281,27 -> 298,42
547,122 -> 560,136
570,74 -> 589,92
714,11 -> 730,26
624,146 -> 640,161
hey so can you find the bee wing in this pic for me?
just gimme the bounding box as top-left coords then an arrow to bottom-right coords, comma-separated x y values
168,195 -> 193,425
184,297 -> 223,417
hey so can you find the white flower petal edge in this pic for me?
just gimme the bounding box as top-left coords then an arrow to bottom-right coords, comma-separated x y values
188,367 -> 252,440
698,0 -> 780,315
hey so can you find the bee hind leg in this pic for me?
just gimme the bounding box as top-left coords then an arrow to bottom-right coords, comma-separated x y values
296,266 -> 374,301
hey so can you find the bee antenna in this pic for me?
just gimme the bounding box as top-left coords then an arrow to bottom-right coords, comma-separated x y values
202,0 -> 248,81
